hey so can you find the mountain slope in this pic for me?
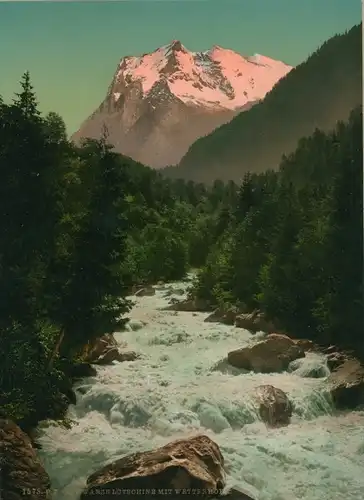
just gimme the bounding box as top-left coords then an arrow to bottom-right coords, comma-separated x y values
71,40 -> 292,168
166,24 -> 362,183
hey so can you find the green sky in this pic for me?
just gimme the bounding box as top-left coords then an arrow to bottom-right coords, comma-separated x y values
0,0 -> 361,134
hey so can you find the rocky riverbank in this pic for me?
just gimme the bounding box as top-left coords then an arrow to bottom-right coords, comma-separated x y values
1,281 -> 364,500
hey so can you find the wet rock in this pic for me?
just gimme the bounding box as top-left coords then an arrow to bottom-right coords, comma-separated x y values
227,333 -> 305,373
93,348 -> 119,365
80,435 -> 225,499
119,350 -> 142,362
203,306 -> 276,331
326,352 -> 347,371
234,310 -> 277,334
165,297 -> 212,312
103,333 -> 118,346
82,333 -> 119,363
0,419 -> 52,500
327,358 -> 364,409
234,312 -> 257,331
294,339 -> 316,351
254,385 -> 293,426
95,348 -> 141,365
135,286 -> 155,297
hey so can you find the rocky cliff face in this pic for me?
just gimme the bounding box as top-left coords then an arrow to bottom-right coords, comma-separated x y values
0,419 -> 52,500
72,40 -> 292,168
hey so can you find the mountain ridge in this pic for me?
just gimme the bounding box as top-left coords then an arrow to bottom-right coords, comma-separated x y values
165,24 -> 362,183
71,40 -> 292,168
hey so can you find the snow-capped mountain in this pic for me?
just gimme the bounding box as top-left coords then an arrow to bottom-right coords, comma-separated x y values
72,40 -> 293,168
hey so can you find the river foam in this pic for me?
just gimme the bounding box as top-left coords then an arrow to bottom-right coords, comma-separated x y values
37,278 -> 364,500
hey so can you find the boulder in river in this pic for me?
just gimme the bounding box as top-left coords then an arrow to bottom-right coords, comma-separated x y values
294,339 -> 316,351
254,385 -> 293,426
165,297 -> 213,312
82,333 -> 119,363
326,351 -> 347,371
80,435 -> 225,499
227,333 -> 305,373
327,358 -> 364,409
0,419 -> 52,500
94,348 -> 141,365
204,307 -> 278,333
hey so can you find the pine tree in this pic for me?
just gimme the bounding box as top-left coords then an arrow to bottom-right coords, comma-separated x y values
234,173 -> 255,221
56,139 -> 133,355
13,71 -> 40,119
44,111 -> 68,143
0,73 -> 59,326
314,108 -> 363,353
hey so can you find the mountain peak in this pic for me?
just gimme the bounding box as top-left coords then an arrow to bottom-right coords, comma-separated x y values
167,39 -> 185,52
73,40 -> 293,168
113,40 -> 292,110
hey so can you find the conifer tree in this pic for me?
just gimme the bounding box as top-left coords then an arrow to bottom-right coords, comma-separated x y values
13,71 -> 40,119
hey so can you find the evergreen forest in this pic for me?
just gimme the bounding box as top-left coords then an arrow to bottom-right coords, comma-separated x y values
0,73 -> 362,430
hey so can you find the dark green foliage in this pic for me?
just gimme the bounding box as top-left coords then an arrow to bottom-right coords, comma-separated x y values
311,108 -> 363,351
2,67 -> 361,432
53,137 -> 133,354
167,24 -> 362,182
122,167 -> 239,284
193,107 -> 363,358
125,224 -> 189,284
0,73 -> 237,425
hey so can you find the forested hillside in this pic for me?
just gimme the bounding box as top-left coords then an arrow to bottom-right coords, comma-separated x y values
0,73 -> 237,428
190,106 -> 363,358
0,73 -> 362,434
165,24 -> 362,183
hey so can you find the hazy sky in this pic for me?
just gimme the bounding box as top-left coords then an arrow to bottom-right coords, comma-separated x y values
0,0 -> 361,134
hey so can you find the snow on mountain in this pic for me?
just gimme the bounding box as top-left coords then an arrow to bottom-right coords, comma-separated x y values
72,40 -> 293,168
112,40 -> 291,110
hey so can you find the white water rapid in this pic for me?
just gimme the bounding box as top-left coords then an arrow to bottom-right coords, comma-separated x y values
37,278 -> 364,500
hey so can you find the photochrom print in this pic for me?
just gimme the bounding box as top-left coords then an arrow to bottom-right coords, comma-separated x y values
0,1 -> 362,499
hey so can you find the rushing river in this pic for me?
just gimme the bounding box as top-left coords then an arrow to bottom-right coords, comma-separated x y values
37,278 -> 364,500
